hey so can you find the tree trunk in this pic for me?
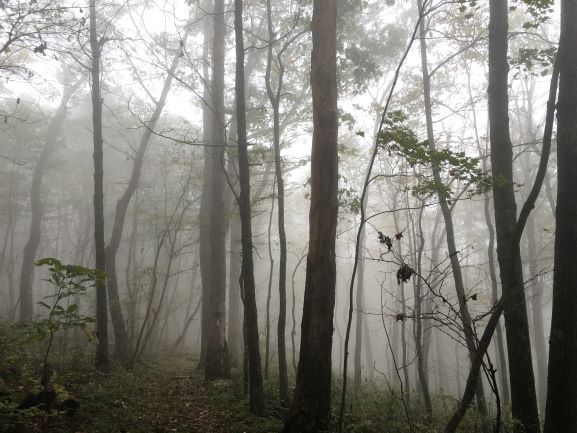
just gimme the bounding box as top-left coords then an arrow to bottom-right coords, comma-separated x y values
465,59 -> 512,408
264,0 -> 289,402
417,0 -> 489,424
227,210 -> 243,366
526,215 -> 548,413
543,1 -> 577,431
90,0 -> 109,371
105,33 -> 188,361
200,0 -> 229,380
282,0 -> 338,430
19,79 -> 74,321
488,0 -> 540,431
265,186 -> 274,381
234,0 -> 265,414
353,223 -> 365,394
412,203 -> 432,416
198,0 -> 212,370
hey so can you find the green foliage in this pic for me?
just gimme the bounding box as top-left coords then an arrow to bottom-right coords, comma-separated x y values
0,259 -> 98,431
338,174 -> 362,215
377,111 -> 492,199
510,0 -> 554,29
510,47 -> 557,78
33,258 -> 100,345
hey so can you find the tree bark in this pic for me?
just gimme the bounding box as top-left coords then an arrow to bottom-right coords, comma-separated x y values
19,79 -> 74,321
353,223 -> 365,394
201,0 -> 229,380
90,0 -> 109,371
105,33 -> 188,360
465,58 -> 512,407
234,0 -> 265,414
264,0 -> 289,402
283,0 -> 338,430
488,0 -> 540,431
417,0 -> 489,424
543,1 -> 577,431
198,0 -> 212,370
227,210 -> 243,366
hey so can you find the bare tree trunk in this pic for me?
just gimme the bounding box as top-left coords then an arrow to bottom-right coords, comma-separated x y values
105,32 -> 188,361
413,203 -> 432,417
283,0 -> 338,429
265,185 -> 274,381
543,2 -> 577,430
417,0 -> 489,423
264,0 -> 289,402
19,79 -> 74,321
234,0 -> 264,414
353,223 -> 365,394
525,215 -> 547,413
0,164 -> 16,318
488,1 -> 540,430
362,307 -> 374,381
393,209 -> 410,404
200,0 -> 229,380
198,0 -> 212,370
227,210 -> 243,366
90,0 -> 109,371
465,59 -> 512,408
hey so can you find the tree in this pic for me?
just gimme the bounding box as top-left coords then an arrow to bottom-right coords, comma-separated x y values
105,21 -> 191,361
488,0 -> 540,430
89,0 -> 108,371
283,0 -> 338,430
201,0 -> 229,380
416,0 -> 487,422
264,0 -> 290,402
233,0 -> 264,414
543,0 -> 577,430
19,72 -> 76,321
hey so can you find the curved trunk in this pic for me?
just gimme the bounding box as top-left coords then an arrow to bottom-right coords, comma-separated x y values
105,32 -> 188,360
19,81 -> 73,320
417,0 -> 489,424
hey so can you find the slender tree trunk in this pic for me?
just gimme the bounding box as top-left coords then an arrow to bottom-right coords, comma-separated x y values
105,34 -> 188,360
0,164 -> 16,318
417,0 -> 489,423
393,209 -> 410,403
543,1 -> 577,430
227,210 -> 243,366
19,80 -> 74,321
125,192 -> 139,347
353,223 -> 365,394
362,307 -> 374,381
264,0 -> 289,402
525,215 -> 547,413
90,0 -> 109,370
465,59 -> 512,408
283,0 -> 338,430
265,185 -> 275,381
198,1 -> 212,369
413,203 -> 432,416
488,0 -> 540,430
234,0 -> 264,414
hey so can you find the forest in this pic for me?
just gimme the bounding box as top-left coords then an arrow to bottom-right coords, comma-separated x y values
0,0 -> 575,432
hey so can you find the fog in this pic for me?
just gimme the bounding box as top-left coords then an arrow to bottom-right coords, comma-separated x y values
0,0 -> 568,431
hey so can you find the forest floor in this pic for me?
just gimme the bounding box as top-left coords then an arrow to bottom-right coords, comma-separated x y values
3,354 -> 501,433
9,356 -> 284,433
